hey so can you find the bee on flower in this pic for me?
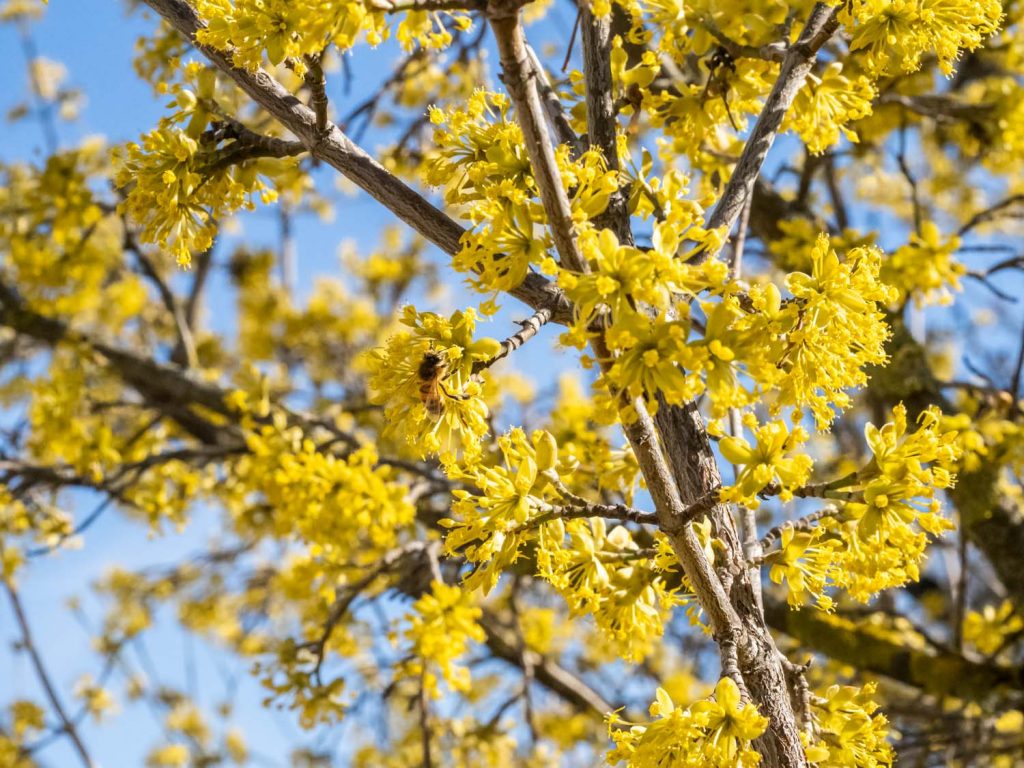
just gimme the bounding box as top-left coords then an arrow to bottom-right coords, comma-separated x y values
364,307 -> 499,462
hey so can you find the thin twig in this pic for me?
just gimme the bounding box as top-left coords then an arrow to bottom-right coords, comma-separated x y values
3,579 -> 94,768
958,194 -> 1024,236
525,45 -> 583,155
758,508 -> 835,551
473,307 -> 552,373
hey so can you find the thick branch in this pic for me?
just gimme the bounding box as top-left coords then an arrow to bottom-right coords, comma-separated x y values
580,7 -> 632,244
699,3 -> 841,261
481,611 -> 618,717
140,0 -> 574,325
490,9 -> 586,273
763,598 -> 1024,703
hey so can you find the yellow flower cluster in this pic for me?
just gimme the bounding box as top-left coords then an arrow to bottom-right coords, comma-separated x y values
607,678 -> 768,767
400,581 -> 485,698
590,232 -> 893,426
720,417 -> 814,506
805,683 -> 893,767
0,700 -> 44,767
767,405 -> 961,607
443,429 -> 562,593
785,63 -> 876,154
537,518 -> 684,662
941,406 -> 1021,474
843,0 -> 1002,76
0,143 -> 144,319
425,91 -> 619,299
115,126 -> 295,267
194,0 -> 467,74
0,485 -> 72,580
545,376 -> 641,503
644,58 -> 778,162
963,600 -> 1023,655
363,307 -> 498,462
232,416 -> 415,565
767,524 -> 844,611
881,221 -> 965,307
770,235 -> 895,427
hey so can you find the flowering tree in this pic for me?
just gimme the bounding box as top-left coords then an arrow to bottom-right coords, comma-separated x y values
2,0 -> 1024,765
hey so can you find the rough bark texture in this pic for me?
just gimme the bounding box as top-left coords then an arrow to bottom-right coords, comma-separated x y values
700,3 -> 840,260
580,7 -> 632,245
654,402 -> 807,766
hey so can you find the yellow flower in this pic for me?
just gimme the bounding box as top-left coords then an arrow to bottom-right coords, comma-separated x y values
720,418 -> 814,506
364,307 -> 498,461
963,600 -> 1023,655
881,221 -> 965,307
401,581 -> 485,698
785,62 -> 876,154
607,678 -> 767,767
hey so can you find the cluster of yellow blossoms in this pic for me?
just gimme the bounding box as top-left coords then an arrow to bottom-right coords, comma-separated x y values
720,417 -> 814,506
115,125 -> 292,268
609,679 -> 892,768
607,678 -> 768,767
537,518 -> 684,661
881,221 -> 965,307
442,428 -> 679,660
400,581 -> 486,699
580,231 -> 894,428
842,0 -> 1002,76
364,306 -> 497,461
231,415 -> 415,566
765,405 -> 961,609
194,0 -> 469,75
425,91 -> 620,302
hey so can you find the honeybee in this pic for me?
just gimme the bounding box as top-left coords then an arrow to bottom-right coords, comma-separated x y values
417,350 -> 466,416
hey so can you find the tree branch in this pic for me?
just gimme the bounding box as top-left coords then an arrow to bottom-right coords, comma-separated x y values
3,579 -> 94,768
699,3 -> 841,262
763,598 -> 1024,704
139,0 -> 574,325
472,307 -> 551,373
580,7 -> 632,244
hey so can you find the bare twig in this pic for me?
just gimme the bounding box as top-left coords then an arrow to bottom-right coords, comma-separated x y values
759,508 -> 835,551
473,307 -> 552,373
124,228 -> 199,368
1011,316 -> 1024,398
525,45 -> 583,155
3,579 -> 94,768
958,194 -> 1024,236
